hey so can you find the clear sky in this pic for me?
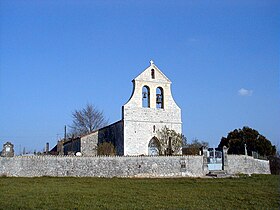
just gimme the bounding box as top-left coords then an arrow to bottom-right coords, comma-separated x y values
0,0 -> 279,154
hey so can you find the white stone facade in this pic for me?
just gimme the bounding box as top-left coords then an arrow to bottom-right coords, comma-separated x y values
78,62 -> 182,156
122,62 -> 182,155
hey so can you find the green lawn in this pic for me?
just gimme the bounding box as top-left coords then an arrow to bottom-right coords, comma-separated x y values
0,175 -> 279,210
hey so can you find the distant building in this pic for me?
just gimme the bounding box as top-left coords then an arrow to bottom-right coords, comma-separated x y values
53,61 -> 182,156
1,142 -> 14,157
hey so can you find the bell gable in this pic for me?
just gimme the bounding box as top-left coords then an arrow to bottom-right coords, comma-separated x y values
133,61 -> 171,84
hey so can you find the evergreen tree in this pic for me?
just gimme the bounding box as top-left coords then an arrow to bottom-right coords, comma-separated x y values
218,126 -> 276,157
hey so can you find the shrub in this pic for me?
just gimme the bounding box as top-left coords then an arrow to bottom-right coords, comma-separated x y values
97,142 -> 116,156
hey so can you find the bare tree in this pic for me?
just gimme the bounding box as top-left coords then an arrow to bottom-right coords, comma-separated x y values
183,139 -> 209,155
70,104 -> 108,136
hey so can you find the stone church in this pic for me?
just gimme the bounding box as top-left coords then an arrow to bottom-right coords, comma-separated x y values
60,61 -> 182,156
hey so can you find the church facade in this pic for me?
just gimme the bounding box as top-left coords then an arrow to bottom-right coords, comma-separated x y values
122,61 -> 182,155
66,61 -> 182,156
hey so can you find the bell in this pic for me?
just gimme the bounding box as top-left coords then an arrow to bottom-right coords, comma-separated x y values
156,94 -> 162,104
143,92 -> 147,98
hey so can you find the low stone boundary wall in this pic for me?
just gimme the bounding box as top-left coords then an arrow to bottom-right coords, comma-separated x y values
0,155 -> 204,178
0,155 -> 271,177
227,155 -> 270,174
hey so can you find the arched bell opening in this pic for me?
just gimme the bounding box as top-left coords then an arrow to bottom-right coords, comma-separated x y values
156,87 -> 164,109
142,86 -> 150,108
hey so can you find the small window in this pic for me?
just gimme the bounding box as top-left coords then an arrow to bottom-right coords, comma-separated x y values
142,86 -> 150,108
151,69 -> 155,79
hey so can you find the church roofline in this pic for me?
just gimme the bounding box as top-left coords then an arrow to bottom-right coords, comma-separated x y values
80,120 -> 123,138
133,61 -> 172,84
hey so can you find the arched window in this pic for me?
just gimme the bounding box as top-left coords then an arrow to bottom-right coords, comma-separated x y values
148,137 -> 160,156
142,86 -> 150,108
151,69 -> 155,79
156,87 -> 164,109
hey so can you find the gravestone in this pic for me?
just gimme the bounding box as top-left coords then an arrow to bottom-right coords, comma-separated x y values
222,146 -> 228,171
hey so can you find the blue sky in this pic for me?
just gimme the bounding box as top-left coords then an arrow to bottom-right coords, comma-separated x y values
0,0 -> 279,153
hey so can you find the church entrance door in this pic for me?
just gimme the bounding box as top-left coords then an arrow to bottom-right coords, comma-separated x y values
148,137 -> 160,156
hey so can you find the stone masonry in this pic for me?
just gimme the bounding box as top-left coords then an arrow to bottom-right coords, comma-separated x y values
122,61 -> 182,155
81,121 -> 123,156
78,61 -> 182,156
227,155 -> 270,174
0,155 -> 270,177
0,156 -> 204,177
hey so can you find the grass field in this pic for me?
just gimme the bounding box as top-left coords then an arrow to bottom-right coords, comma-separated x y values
0,175 -> 279,210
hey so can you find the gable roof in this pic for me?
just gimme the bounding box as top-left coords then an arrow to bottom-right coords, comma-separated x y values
133,61 -> 171,84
